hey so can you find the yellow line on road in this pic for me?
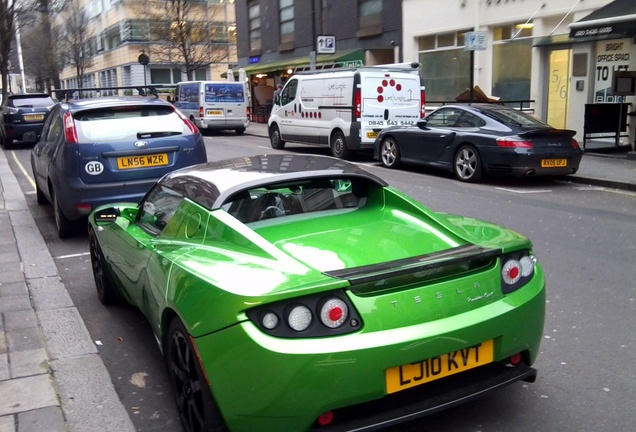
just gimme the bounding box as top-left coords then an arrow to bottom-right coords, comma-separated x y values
11,151 -> 36,190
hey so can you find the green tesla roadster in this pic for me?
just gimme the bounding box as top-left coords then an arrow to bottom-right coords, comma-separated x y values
88,154 -> 545,432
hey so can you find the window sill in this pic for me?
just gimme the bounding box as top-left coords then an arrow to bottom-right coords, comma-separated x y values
279,41 -> 295,52
357,25 -> 383,39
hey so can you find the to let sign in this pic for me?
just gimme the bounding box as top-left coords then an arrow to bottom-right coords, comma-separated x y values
465,32 -> 487,51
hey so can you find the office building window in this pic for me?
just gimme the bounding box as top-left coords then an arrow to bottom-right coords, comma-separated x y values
248,1 -> 261,51
279,0 -> 294,44
492,23 -> 532,104
359,0 -> 382,29
418,31 -> 471,101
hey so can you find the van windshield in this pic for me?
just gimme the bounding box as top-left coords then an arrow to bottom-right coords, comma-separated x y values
205,83 -> 245,103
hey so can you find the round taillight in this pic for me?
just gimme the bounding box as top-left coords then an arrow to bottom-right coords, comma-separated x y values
262,312 -> 278,330
502,259 -> 521,285
320,298 -> 348,328
520,255 -> 535,277
288,305 -> 312,331
317,411 -> 334,426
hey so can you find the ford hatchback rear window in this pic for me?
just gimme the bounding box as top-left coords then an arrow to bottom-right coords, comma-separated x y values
74,106 -> 185,141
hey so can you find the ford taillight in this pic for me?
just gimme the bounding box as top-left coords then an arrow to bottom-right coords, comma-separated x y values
175,108 -> 199,134
354,88 -> 361,118
421,89 -> 426,118
63,112 -> 78,143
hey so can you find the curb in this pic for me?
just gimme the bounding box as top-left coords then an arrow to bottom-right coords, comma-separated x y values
0,151 -> 135,432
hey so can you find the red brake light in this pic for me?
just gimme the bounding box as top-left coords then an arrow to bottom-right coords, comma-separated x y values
420,89 -> 426,118
63,112 -> 78,143
320,298 -> 348,328
572,139 -> 580,149
246,106 -> 251,119
199,106 -> 204,118
174,108 -> 199,134
496,137 -> 533,148
354,88 -> 361,118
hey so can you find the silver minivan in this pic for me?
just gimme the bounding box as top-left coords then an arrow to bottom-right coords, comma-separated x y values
174,81 -> 250,135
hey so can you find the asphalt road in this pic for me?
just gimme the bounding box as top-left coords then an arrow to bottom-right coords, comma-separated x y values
5,133 -> 636,432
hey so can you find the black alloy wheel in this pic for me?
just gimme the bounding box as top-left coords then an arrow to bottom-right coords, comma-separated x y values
331,130 -> 350,159
166,318 -> 226,432
380,137 -> 401,168
269,124 -> 286,149
454,144 -> 483,183
89,228 -> 120,305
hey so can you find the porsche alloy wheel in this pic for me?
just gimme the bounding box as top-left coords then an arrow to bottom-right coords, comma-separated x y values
269,125 -> 286,149
166,319 -> 226,432
380,137 -> 401,168
331,130 -> 350,159
89,228 -> 120,305
454,145 -> 483,183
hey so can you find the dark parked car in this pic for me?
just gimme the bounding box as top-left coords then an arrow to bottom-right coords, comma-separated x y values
373,104 -> 583,182
2,93 -> 55,148
29,89 -> 207,238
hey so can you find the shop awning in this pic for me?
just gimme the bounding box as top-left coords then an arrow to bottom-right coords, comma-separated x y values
225,49 -> 365,77
569,0 -> 636,40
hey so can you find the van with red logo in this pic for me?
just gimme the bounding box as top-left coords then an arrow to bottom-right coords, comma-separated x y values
268,63 -> 425,159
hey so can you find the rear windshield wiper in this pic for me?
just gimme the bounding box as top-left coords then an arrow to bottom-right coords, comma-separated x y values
137,131 -> 182,138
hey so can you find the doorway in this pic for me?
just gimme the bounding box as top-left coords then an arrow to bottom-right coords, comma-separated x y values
546,49 -> 572,129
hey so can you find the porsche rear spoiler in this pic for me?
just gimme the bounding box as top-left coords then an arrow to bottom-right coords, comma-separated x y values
518,128 -> 576,139
323,244 -> 501,294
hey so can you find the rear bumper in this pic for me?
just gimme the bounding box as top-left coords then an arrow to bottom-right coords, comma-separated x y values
54,176 -> 155,220
481,148 -> 583,177
4,122 -> 45,140
200,118 -> 249,129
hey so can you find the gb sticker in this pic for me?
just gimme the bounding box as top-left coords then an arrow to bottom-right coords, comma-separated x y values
85,161 -> 104,175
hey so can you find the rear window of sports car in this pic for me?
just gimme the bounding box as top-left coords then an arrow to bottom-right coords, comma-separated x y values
73,106 -> 185,141
222,178 -> 368,224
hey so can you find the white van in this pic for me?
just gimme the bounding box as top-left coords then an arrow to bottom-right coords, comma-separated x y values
174,80 -> 250,135
268,63 -> 424,158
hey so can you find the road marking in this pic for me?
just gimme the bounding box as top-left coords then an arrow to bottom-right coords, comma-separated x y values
495,187 -> 552,194
11,151 -> 37,190
54,252 -> 90,260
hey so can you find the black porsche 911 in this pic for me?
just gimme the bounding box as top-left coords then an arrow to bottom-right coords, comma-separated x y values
373,103 -> 583,183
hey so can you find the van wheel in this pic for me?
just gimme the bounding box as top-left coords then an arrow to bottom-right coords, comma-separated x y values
454,145 -> 483,183
270,125 -> 286,149
380,137 -> 401,168
235,128 -> 245,135
331,131 -> 350,159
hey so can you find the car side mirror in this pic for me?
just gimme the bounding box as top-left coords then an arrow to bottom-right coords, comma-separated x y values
22,131 -> 39,143
417,119 -> 428,130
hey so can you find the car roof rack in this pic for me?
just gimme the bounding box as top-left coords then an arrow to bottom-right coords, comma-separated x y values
52,85 -> 175,103
294,62 -> 421,76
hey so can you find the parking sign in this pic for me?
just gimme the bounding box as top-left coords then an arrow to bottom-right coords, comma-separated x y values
317,35 -> 336,54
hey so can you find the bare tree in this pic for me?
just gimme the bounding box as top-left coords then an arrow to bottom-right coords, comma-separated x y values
0,0 -> 17,101
131,0 -> 231,80
58,0 -> 93,88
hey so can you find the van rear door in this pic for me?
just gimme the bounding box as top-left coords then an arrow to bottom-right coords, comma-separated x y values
359,71 -> 423,145
203,82 -> 247,127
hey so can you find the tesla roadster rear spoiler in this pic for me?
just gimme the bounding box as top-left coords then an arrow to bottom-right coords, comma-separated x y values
323,244 -> 500,294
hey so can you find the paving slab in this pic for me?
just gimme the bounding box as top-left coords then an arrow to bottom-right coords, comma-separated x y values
0,374 -> 59,417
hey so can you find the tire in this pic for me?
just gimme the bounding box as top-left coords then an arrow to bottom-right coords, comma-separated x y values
330,130 -> 350,159
235,128 -> 245,135
269,124 -> 285,149
89,228 -> 120,305
454,145 -> 483,183
165,318 -> 227,432
52,188 -> 76,238
380,137 -> 401,168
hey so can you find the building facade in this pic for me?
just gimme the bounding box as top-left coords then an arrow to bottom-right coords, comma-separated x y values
58,0 -> 238,92
233,0 -> 403,114
403,0 -> 636,150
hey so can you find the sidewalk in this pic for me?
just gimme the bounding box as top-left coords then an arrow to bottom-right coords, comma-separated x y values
0,127 -> 634,432
0,151 -> 134,432
244,121 -> 636,192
